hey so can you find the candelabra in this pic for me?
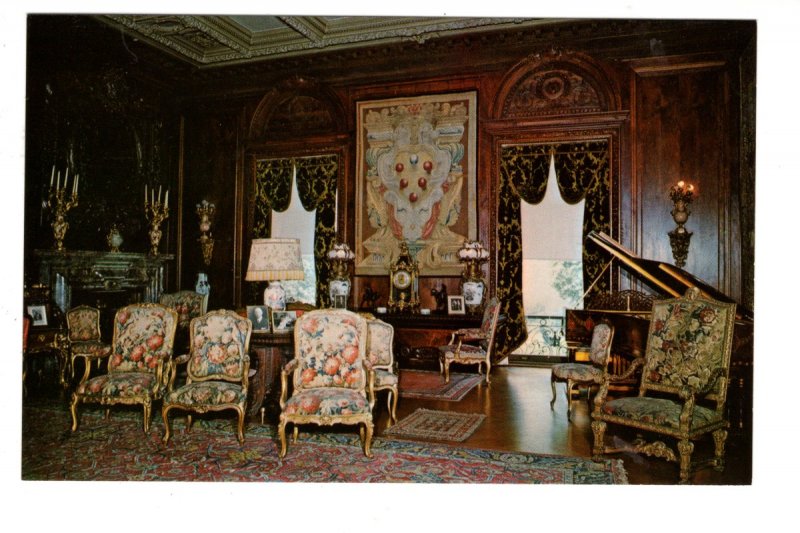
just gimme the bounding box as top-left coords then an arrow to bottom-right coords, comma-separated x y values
144,184 -> 169,256
196,200 -> 216,267
327,242 -> 355,308
668,180 -> 695,268
46,165 -> 79,252
457,240 -> 490,314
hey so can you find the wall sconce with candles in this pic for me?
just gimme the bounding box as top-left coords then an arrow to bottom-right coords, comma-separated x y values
457,239 -> 490,314
668,180 -> 695,268
327,242 -> 355,308
196,200 -> 216,267
144,184 -> 169,256
46,165 -> 79,252
245,238 -> 305,310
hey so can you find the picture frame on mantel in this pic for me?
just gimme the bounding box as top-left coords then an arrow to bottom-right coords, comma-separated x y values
354,91 -> 478,276
447,295 -> 466,315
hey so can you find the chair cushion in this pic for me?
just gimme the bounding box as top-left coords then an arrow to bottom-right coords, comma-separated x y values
76,372 -> 158,398
551,363 -> 603,383
374,369 -> 398,387
439,343 -> 486,361
601,397 -> 722,431
284,388 -> 370,417
71,340 -> 112,359
165,381 -> 246,406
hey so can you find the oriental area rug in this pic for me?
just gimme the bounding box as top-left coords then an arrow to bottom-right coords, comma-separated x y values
398,369 -> 482,401
21,402 -> 627,484
385,408 -> 485,442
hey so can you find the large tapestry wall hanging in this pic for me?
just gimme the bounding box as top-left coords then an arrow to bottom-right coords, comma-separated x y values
355,92 -> 477,275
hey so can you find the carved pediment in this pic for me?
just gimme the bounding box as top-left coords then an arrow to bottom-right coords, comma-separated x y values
495,49 -> 619,119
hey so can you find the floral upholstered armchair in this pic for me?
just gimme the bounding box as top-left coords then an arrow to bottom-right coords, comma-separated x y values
591,287 -> 737,483
162,310 -> 252,444
366,318 -> 399,423
70,303 -> 178,434
66,305 -> 112,383
278,309 -> 374,457
438,297 -> 501,384
550,323 -> 614,421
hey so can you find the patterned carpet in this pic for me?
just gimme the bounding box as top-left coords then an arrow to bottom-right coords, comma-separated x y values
398,370 -> 482,401
21,401 -> 627,483
385,408 -> 485,442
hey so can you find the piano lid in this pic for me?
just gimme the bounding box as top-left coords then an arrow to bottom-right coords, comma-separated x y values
587,231 -> 754,321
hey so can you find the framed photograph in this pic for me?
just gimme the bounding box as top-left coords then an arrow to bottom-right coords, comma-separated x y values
333,294 -> 347,309
272,310 -> 299,334
247,305 -> 271,331
447,295 -> 466,315
27,304 -> 48,327
355,91 -> 478,276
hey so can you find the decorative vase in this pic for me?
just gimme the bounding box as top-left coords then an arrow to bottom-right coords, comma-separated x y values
107,225 -> 123,252
195,272 -> 210,296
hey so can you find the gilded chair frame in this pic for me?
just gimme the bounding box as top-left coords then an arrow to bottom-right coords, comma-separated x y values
366,318 -> 399,423
278,309 -> 375,457
590,288 -> 737,483
66,305 -> 112,383
439,297 -> 501,384
70,303 -> 178,434
550,322 -> 614,421
162,309 -> 253,444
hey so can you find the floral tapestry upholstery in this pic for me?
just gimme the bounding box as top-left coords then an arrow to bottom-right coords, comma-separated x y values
367,318 -> 399,422
159,291 -> 208,331
279,309 -> 374,457
162,310 -> 252,444
549,323 -> 614,421
293,310 -> 367,391
438,297 -> 501,384
591,288 -> 737,483
66,305 -> 112,380
70,303 -> 178,434
283,387 -> 371,417
66,305 -> 102,342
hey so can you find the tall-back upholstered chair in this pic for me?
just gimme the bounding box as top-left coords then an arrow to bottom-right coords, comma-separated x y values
162,310 -> 252,444
70,303 -> 178,434
366,318 -> 399,423
159,291 -> 208,348
66,305 -> 112,383
549,323 -> 614,421
438,297 -> 501,384
278,309 -> 373,457
591,287 -> 737,483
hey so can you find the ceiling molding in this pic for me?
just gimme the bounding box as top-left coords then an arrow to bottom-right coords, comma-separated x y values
98,15 -> 550,67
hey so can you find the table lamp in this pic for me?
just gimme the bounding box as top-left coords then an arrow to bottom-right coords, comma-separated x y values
245,238 -> 305,310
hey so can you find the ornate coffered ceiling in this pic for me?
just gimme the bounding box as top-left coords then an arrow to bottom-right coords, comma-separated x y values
98,15 -> 554,67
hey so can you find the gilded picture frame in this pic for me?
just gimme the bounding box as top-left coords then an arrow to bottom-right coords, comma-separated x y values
355,91 -> 477,276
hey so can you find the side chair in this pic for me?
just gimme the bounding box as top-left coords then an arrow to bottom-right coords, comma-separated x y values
438,297 -> 501,384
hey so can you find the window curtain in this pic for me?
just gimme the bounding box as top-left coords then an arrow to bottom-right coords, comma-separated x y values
497,140 -> 610,355
294,155 -> 338,308
252,155 -> 338,307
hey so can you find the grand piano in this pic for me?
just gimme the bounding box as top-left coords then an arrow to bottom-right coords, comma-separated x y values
565,231 -> 754,433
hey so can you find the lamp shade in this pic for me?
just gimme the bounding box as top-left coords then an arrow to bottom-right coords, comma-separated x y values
245,238 -> 305,282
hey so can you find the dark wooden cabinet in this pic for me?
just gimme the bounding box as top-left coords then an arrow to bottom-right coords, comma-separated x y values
247,330 -> 293,422
376,312 -> 482,370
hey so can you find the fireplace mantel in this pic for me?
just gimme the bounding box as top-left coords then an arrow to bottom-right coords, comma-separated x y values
31,250 -> 174,313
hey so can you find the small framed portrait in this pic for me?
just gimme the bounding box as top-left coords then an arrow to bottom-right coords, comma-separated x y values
272,310 -> 299,334
333,294 -> 347,309
447,295 -> 466,315
27,304 -> 49,327
247,305 -> 271,331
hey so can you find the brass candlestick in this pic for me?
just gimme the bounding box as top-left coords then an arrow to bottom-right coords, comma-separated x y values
196,200 -> 216,267
46,166 -> 79,252
668,180 -> 695,268
145,185 -> 169,256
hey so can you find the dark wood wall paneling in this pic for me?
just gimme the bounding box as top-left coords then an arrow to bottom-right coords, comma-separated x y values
23,17 -> 756,314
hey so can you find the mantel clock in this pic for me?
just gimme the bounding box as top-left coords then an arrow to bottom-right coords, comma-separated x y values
388,242 -> 419,313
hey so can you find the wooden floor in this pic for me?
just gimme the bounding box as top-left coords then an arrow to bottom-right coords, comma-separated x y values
372,364 -> 752,485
